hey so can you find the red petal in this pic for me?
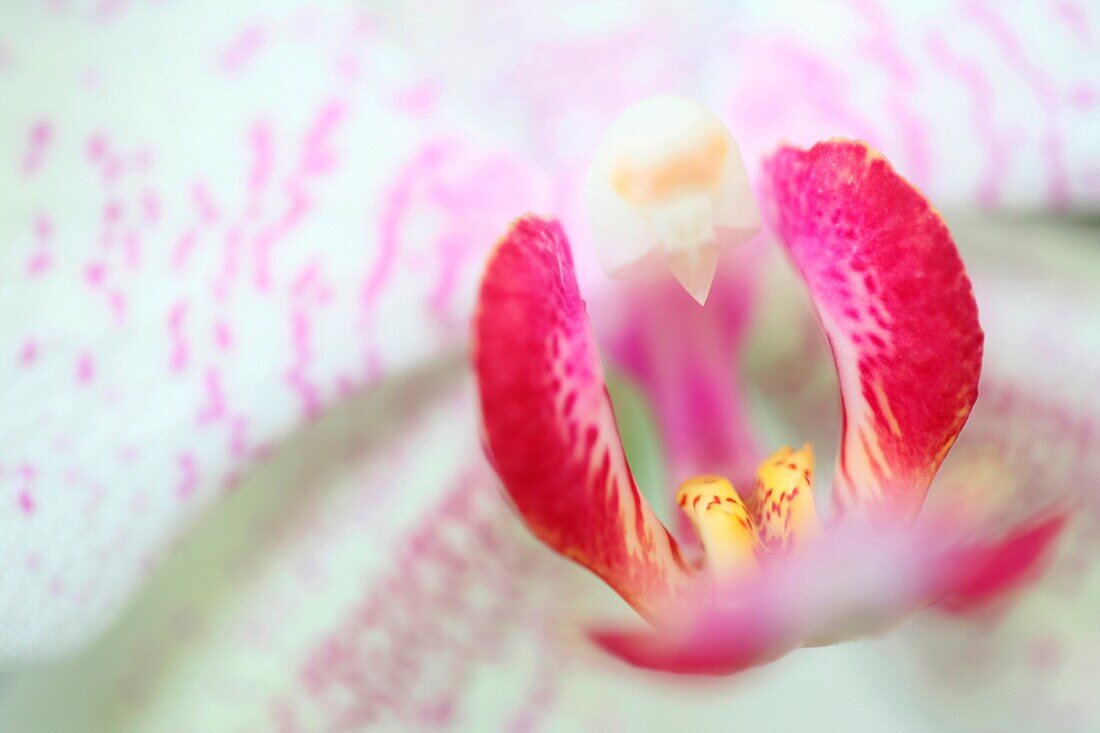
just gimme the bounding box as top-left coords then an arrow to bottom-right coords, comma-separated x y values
935,513 -> 1069,613
763,140 -> 983,522
473,216 -> 691,620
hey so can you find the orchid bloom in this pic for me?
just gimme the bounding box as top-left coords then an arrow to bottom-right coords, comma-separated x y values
2,2 -> 1099,731
474,123 -> 1067,675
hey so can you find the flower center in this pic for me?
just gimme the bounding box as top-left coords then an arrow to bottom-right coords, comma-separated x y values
677,445 -> 821,584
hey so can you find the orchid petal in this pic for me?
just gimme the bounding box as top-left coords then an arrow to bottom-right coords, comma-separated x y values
935,513 -> 1069,613
590,521 -> 941,675
599,245 -> 766,496
474,216 -> 692,620
0,2 -> 555,665
590,515 -> 1055,676
763,140 -> 983,522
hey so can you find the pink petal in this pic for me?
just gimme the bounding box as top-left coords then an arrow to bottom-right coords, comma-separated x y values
936,512 -> 1069,613
589,521 -> 941,675
474,216 -> 692,620
763,140 -> 983,521
602,245 -> 766,492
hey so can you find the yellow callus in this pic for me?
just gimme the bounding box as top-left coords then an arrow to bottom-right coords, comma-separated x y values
752,444 -> 821,555
676,475 -> 757,583
677,445 -> 821,584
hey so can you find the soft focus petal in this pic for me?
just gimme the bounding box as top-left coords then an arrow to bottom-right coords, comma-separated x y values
763,139 -> 983,522
879,217 -> 1100,731
935,513 -> 1069,613
591,512 -> 1064,676
600,243 -> 766,496
474,216 -> 691,620
0,3 -> 555,665
591,521 -> 950,675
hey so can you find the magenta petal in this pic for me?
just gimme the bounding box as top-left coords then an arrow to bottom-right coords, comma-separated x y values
764,140 -> 983,522
935,513 -> 1069,613
473,216 -> 691,620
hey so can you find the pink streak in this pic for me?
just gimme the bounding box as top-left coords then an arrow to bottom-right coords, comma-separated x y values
17,490 -> 36,515
300,101 -> 345,176
219,23 -> 268,74
286,309 -> 322,420
175,453 -> 199,500
16,464 -> 37,515
191,180 -> 221,224
167,300 -> 189,372
18,339 -> 38,367
196,367 -> 228,425
85,260 -> 107,287
75,352 -> 96,384
1052,0 -> 1093,46
229,415 -> 249,458
141,188 -> 162,223
171,228 -> 199,273
21,120 -> 53,177
214,319 -> 233,351
26,250 -> 53,278
249,120 -> 274,192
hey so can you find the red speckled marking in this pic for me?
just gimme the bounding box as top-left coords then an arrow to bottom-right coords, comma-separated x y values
764,139 -> 983,521
474,216 -> 691,620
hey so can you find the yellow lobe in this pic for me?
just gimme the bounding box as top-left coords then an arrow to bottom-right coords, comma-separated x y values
751,444 -> 821,556
676,475 -> 757,584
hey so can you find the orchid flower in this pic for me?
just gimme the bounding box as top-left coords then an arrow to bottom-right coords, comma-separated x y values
1,1 -> 1098,731
474,125 -> 1068,675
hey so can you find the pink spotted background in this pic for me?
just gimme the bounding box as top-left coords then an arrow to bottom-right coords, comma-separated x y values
0,1 -> 1098,731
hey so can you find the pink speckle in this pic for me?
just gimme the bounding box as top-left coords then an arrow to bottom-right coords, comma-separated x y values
86,131 -> 108,162
107,289 -> 128,325
1052,0 -> 1093,47
229,416 -> 249,457
18,338 -> 38,367
1069,84 -> 1098,110
393,81 -> 440,118
25,250 -> 53,278
196,367 -> 228,425
286,309 -> 322,420
85,260 -> 107,287
76,352 -> 96,384
175,453 -> 199,500
35,214 -> 54,241
141,188 -> 162,223
213,319 -> 233,351
17,489 -> 36,515
171,228 -> 199,273
122,229 -> 141,269
21,120 -> 54,177
248,120 -> 274,193
253,181 -> 310,291
191,180 -> 220,224
25,553 -> 40,571
104,198 -> 124,224
167,300 -> 190,372
49,577 -> 65,597
300,101 -> 345,176
219,23 -> 268,74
